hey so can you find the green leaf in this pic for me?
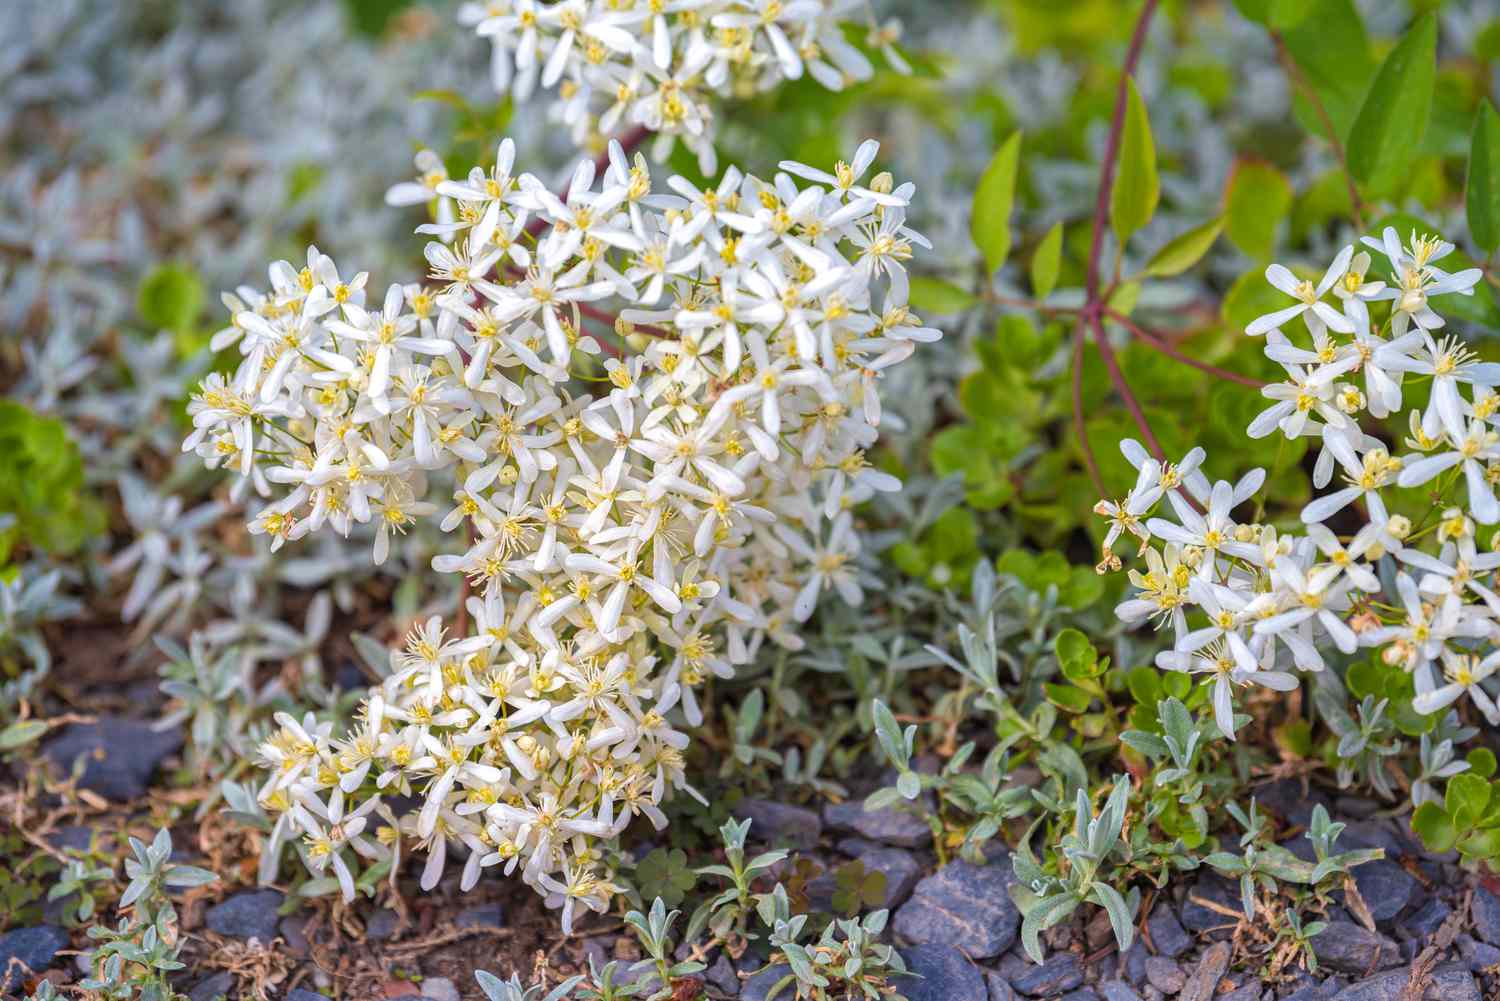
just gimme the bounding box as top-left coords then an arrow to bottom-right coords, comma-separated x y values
972,131 -> 1023,274
1279,0 -> 1375,142
1054,628 -> 1100,682
1225,163 -> 1293,263
908,276 -> 979,314
1030,222 -> 1064,299
137,264 -> 205,335
1467,99 -> 1500,254
1111,77 -> 1159,247
1044,682 -> 1094,714
1412,801 -> 1457,852
1143,217 -> 1224,278
1469,748 -> 1498,780
1347,13 -> 1437,191
1446,773 -> 1492,830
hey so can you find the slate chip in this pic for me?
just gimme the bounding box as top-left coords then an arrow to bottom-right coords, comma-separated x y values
892,859 -> 1019,960
1329,961 -> 1479,1001
1011,954 -> 1083,997
893,944 -> 987,1001
733,799 -> 822,849
1179,941 -> 1230,1001
1147,904 -> 1192,958
824,796 -> 933,848
205,889 -> 284,942
42,718 -> 182,801
0,925 -> 69,992
1310,922 -> 1399,975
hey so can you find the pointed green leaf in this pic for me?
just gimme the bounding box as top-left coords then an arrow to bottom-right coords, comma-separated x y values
1111,77 -> 1159,247
1225,162 -> 1293,263
1347,13 -> 1437,190
1143,217 -> 1225,278
1468,99 -> 1500,254
1030,222 -> 1064,299
972,131 -> 1023,274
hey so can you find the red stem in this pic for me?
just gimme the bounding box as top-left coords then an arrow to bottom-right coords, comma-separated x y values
1075,0 -> 1163,478
1073,324 -> 1106,497
1084,0 -> 1159,304
1104,309 -> 1266,389
1090,312 -> 1165,460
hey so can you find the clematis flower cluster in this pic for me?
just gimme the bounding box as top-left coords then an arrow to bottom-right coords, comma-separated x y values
183,135 -> 934,927
449,0 -> 909,173
1096,227 -> 1499,741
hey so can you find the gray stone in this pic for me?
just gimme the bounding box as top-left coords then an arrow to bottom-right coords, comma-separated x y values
1060,991 -> 1100,1001
894,944 -> 987,1001
422,976 -> 460,1001
892,859 -> 1018,960
205,889 -> 284,942
279,915 -> 311,956
456,903 -> 506,929
734,799 -> 822,849
1402,897 -> 1450,939
1330,961 -> 1479,1001
366,907 -> 400,941
1218,986 -> 1260,1001
1310,922 -> 1399,975
1011,954 -> 1083,996
1179,941 -> 1230,1001
1344,861 -> 1416,923
1257,779 -> 1332,828
704,953 -> 739,996
741,964 -> 793,1001
839,839 -> 922,908
987,970 -> 1018,1001
42,718 -> 183,801
1470,887 -> 1500,946
1147,904 -> 1192,958
286,991 -> 328,1001
1283,979 -> 1342,1001
1143,956 -> 1184,994
1456,932 -> 1500,971
1119,939 -> 1148,985
1098,981 -> 1143,1001
824,797 -> 933,848
190,972 -> 236,1001
0,925 -> 69,991
1179,874 -> 1239,935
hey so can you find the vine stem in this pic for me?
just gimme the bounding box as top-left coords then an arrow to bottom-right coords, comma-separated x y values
1105,308 -> 1266,388
1078,0 -> 1163,469
1073,324 -> 1106,497
1269,30 -> 1367,232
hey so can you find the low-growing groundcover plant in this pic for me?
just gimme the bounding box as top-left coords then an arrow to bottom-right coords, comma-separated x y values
8,0 -> 1500,999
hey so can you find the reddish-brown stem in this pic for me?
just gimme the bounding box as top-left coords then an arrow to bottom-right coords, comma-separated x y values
1084,0 -> 1159,304
1269,31 -> 1366,232
1089,311 -> 1165,461
1105,308 -> 1266,388
1073,324 -> 1106,497
1072,0 -> 1162,488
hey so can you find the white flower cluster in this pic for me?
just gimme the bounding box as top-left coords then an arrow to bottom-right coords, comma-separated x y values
451,0 -> 909,172
184,136 -> 934,926
1096,228 -> 1499,740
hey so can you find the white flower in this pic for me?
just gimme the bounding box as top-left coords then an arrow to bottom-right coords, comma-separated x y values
1246,245 -> 1357,336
